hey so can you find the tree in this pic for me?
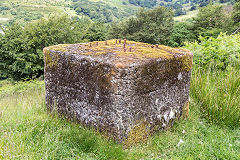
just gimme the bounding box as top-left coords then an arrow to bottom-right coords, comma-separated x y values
128,0 -> 157,8
0,15 -> 107,80
232,0 -> 240,32
190,5 -> 196,11
168,22 -> 195,47
72,0 -> 122,23
108,7 -> 174,45
83,22 -> 108,41
174,8 -> 186,16
192,4 -> 229,37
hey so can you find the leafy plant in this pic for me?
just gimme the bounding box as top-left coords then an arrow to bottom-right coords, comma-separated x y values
185,33 -> 240,70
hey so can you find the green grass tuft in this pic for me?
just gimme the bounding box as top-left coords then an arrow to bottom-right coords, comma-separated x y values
191,67 -> 240,128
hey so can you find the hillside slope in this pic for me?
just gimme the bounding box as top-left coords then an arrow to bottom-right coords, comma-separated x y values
0,0 -> 234,25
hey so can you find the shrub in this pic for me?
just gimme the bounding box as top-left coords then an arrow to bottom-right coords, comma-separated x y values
185,33 -> 240,70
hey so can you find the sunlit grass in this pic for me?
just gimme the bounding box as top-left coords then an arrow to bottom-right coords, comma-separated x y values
191,67 -> 240,128
174,10 -> 198,22
0,80 -> 239,159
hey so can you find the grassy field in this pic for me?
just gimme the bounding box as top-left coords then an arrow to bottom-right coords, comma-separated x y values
174,10 -> 198,22
0,71 -> 239,159
0,0 -> 199,25
0,0 -> 78,25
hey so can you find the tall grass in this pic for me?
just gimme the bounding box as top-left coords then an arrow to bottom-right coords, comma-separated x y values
186,33 -> 240,128
191,67 -> 240,128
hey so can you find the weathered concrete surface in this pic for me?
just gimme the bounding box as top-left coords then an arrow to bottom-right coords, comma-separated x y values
43,40 -> 193,144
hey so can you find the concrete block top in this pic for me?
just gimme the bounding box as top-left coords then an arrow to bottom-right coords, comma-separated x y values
43,39 -> 192,70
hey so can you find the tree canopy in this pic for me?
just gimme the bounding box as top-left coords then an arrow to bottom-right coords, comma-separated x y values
108,7 -> 174,45
0,15 -> 107,80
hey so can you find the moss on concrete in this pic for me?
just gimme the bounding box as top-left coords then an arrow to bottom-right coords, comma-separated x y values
44,40 -> 193,72
124,119 -> 150,147
43,44 -> 69,69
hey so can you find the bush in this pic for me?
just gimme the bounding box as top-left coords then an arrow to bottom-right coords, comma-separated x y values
185,33 -> 240,70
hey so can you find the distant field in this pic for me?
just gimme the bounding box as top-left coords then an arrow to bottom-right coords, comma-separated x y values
0,0 -> 200,25
91,0 -> 139,10
0,0 -> 78,25
0,0 -> 233,25
174,10 -> 198,22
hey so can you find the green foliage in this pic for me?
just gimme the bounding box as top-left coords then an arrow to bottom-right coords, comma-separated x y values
72,0 -> 123,23
0,15 -> 107,80
168,22 -> 195,47
0,81 -> 239,159
190,5 -> 197,11
174,8 -> 186,16
185,33 -> 240,70
186,33 -> 240,128
192,4 -> 229,37
83,22 -> 109,41
197,4 -> 227,29
128,0 -> 157,8
108,7 -> 174,45
231,0 -> 240,32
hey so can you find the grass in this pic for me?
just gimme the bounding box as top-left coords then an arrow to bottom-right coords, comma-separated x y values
174,10 -> 198,22
0,0 -> 200,26
185,33 -> 240,128
0,0 -> 78,25
191,67 -> 240,128
0,79 -> 239,159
